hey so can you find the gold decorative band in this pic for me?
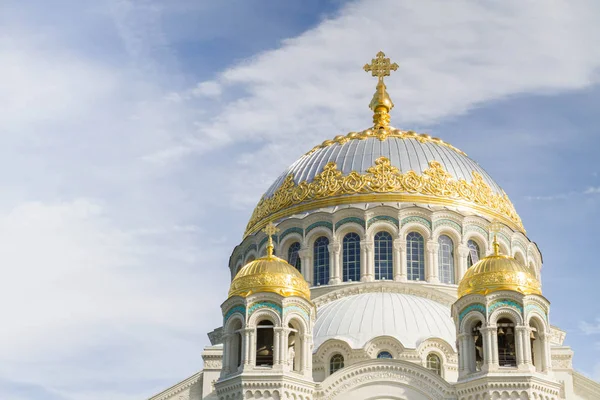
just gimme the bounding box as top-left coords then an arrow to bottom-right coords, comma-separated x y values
305,128 -> 466,156
245,157 -> 524,237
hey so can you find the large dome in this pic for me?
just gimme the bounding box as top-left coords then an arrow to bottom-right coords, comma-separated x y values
245,128 -> 523,237
313,292 -> 455,351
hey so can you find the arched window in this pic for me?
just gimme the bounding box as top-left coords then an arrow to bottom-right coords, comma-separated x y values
467,240 -> 480,268
377,351 -> 393,359
497,318 -> 517,367
374,231 -> 393,280
438,235 -> 455,284
426,353 -> 442,376
287,242 -> 301,271
313,237 -> 330,286
406,232 -> 425,281
329,354 -> 344,374
342,233 -> 361,282
256,320 -> 274,367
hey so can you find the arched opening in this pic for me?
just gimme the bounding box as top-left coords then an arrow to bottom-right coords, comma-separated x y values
426,353 -> 442,376
342,232 -> 361,282
467,239 -> 480,268
374,231 -> 393,280
406,231 -> 425,281
329,353 -> 344,375
458,320 -> 483,374
287,241 -> 302,271
529,316 -> 547,372
256,320 -> 274,367
313,236 -> 330,286
438,234 -> 455,284
228,319 -> 243,372
497,318 -> 517,367
287,319 -> 304,372
377,351 -> 393,359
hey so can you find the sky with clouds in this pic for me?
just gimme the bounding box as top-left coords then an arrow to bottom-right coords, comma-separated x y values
1,0 -> 600,399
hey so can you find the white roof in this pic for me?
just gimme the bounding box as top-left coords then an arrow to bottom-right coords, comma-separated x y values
313,292 -> 456,351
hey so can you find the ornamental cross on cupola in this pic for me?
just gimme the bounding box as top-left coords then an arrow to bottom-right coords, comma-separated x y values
364,51 -> 398,131
263,221 -> 279,257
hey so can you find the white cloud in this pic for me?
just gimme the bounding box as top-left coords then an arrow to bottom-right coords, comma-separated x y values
192,80 -> 222,98
584,187 -> 600,194
580,318 -> 600,335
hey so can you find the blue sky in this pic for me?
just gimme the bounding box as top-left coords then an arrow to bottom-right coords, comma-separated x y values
1,1 -> 600,399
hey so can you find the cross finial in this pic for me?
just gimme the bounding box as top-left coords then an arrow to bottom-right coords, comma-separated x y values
262,221 -> 279,257
363,51 -> 399,80
363,51 -> 398,130
490,220 -> 503,256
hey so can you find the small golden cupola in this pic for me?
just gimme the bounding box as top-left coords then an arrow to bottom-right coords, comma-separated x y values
458,224 -> 541,298
228,222 -> 310,300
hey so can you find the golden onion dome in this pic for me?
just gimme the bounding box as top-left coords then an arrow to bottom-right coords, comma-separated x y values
228,222 -> 311,300
244,51 -> 523,238
457,241 -> 541,298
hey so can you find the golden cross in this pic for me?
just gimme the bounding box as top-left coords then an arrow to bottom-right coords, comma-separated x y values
263,222 -> 279,257
364,51 -> 399,80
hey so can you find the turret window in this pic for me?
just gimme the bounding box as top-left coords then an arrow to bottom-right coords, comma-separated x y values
329,353 -> 344,374
287,241 -> 301,271
426,353 -> 442,376
407,232 -> 425,281
438,235 -> 455,284
467,240 -> 480,268
342,233 -> 361,282
313,236 -> 330,286
374,231 -> 393,280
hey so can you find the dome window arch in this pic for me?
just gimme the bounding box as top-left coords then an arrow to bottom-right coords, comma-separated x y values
467,239 -> 480,268
406,232 -> 425,281
342,232 -> 361,282
374,231 -> 393,280
287,241 -> 302,271
438,235 -> 455,284
426,353 -> 442,376
329,353 -> 344,374
377,350 -> 393,359
313,236 -> 330,286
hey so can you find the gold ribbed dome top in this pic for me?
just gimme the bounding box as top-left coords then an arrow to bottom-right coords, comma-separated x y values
458,241 -> 541,298
229,222 -> 311,300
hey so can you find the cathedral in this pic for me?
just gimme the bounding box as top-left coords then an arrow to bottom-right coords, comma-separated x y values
149,52 -> 600,400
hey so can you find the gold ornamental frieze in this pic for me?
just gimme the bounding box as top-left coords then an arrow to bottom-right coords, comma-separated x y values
245,157 -> 524,237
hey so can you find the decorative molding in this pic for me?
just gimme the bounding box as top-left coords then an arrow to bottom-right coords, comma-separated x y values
401,215 -> 432,230
459,303 -> 486,323
433,218 -> 462,234
367,215 -> 399,229
489,299 -> 523,314
280,227 -> 304,242
245,157 -> 524,237
335,216 -> 365,230
306,221 -> 333,234
223,305 -> 246,322
247,301 -> 282,316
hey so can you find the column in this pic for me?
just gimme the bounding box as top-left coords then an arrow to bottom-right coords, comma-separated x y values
515,326 -> 525,368
426,240 -> 440,283
481,326 -> 496,371
393,239 -> 406,281
273,327 -> 281,366
457,333 -> 469,376
302,334 -> 313,376
249,330 -> 256,367
361,240 -> 374,281
298,248 -> 312,285
491,327 -> 499,367
221,334 -> 231,374
539,331 -> 550,373
242,328 -> 253,367
457,244 -> 469,281
328,241 -> 341,284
